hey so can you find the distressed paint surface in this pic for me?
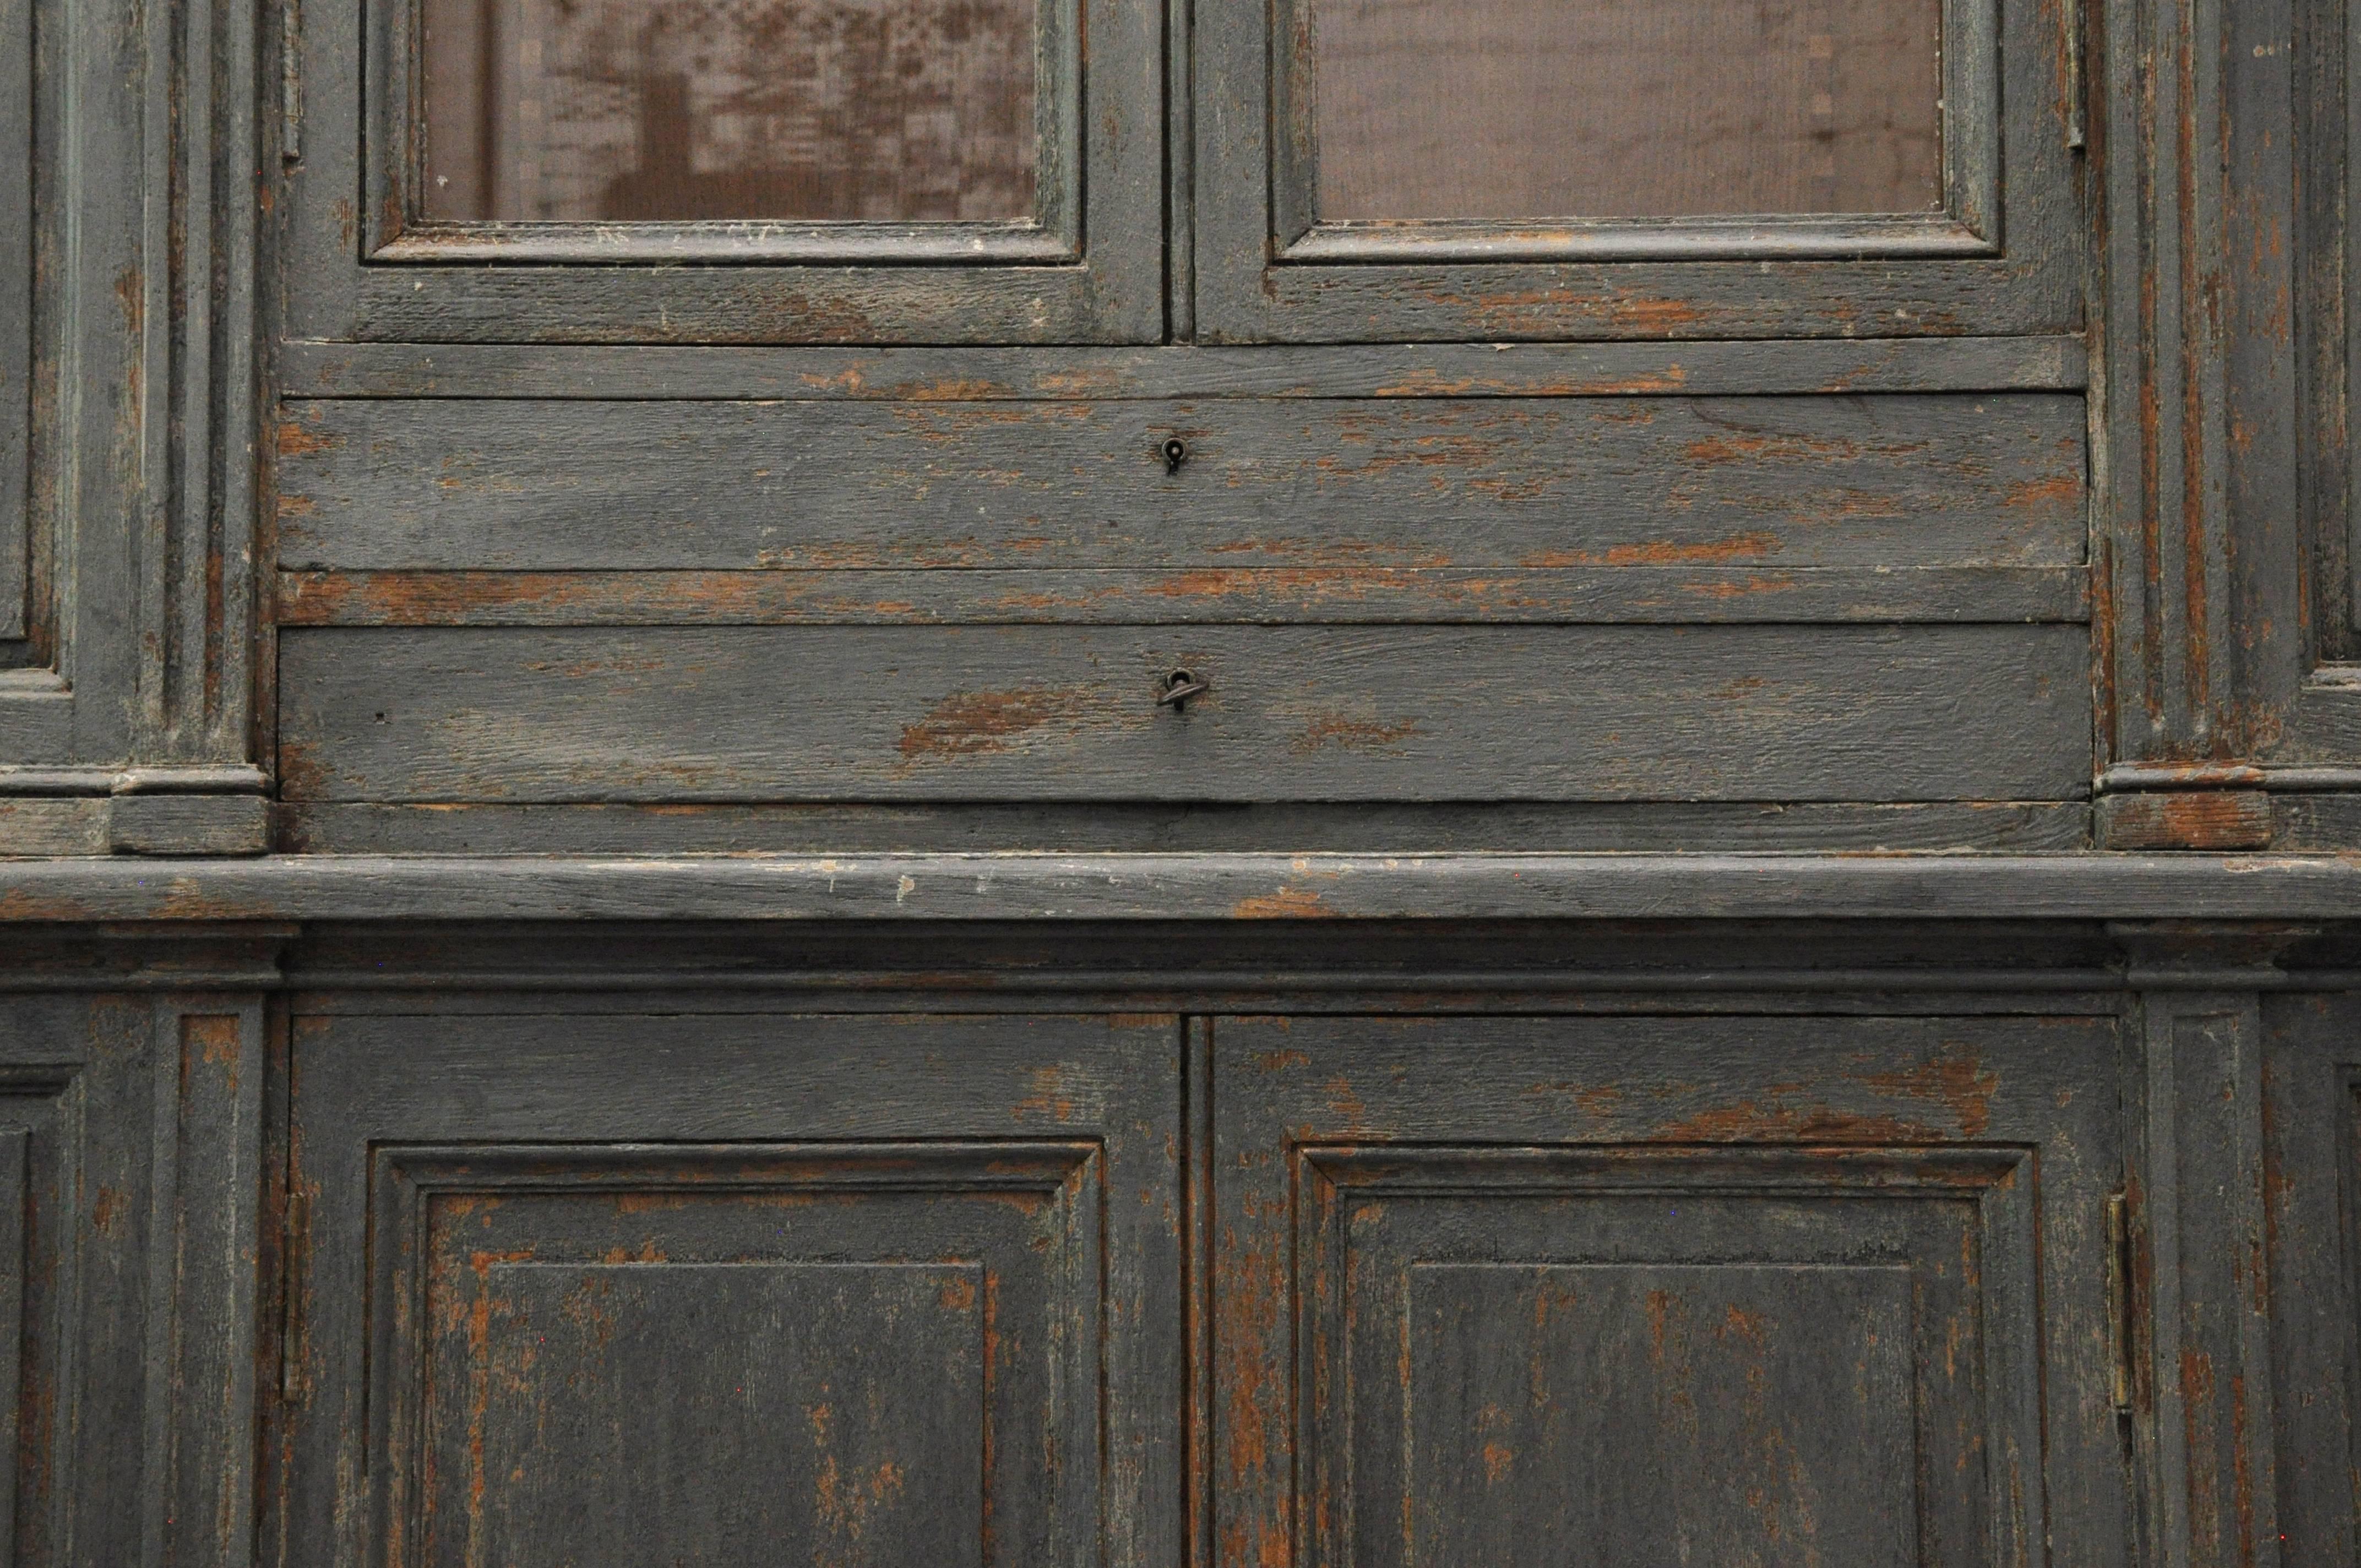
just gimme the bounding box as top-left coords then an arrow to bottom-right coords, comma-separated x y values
274,624 -> 2092,804
282,1012 -> 1180,1568
1210,1013 -> 2126,1568
274,395 -> 2087,573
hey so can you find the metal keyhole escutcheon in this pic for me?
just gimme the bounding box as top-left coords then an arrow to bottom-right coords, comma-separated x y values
1161,437 -> 1189,474
1156,669 -> 1209,710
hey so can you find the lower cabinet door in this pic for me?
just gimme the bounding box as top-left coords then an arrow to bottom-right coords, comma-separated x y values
1210,1015 -> 2128,1568
281,1011 -> 1182,1568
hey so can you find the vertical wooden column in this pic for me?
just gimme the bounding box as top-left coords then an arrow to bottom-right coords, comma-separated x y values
2115,923 -> 2298,1568
142,995 -> 271,1568
2096,0 -> 2300,846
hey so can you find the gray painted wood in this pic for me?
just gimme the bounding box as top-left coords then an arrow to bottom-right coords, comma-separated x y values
274,624 -> 2092,803
2123,979 -> 2287,1568
281,0 -> 1161,341
0,0 -> 261,783
274,799 -> 2095,855
2261,990 -> 2361,1565
1210,1014 -> 2124,1568
108,794 -> 271,856
274,394 -> 2087,573
273,336 -> 2092,400
271,566 -> 2092,629
155,1001 -> 271,1568
281,1012 -> 1180,1568
1193,0 -> 2076,340
0,798 -> 111,856
19,853 -> 2361,924
0,0 -> 28,651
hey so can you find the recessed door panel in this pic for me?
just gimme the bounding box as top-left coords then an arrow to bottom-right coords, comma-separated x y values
1211,1014 -> 2125,1568
285,1012 -> 1180,1568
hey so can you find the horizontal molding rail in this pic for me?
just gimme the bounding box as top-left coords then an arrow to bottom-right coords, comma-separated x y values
4,852 -> 2361,922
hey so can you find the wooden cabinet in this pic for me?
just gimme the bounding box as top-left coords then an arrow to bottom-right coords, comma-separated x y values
266,991 -> 2145,1568
280,0 -> 1163,341
1210,1014 -> 2126,1568
246,0 -> 2103,851
281,1010 -> 1183,1568
1189,0 -> 2081,341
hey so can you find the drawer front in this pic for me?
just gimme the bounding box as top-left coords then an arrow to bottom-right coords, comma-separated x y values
276,394 -> 2085,573
276,624 -> 2091,803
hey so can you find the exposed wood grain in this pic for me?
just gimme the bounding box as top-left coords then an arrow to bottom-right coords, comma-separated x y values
18,853 -> 2361,925
2124,990 -> 2286,1568
271,566 -> 2092,627
286,0 -> 1161,344
2260,994 -> 2361,1564
0,799 -> 110,856
276,337 -> 2092,400
1211,1015 -> 2124,1568
274,799 -> 2093,856
275,395 -> 2088,573
0,0 -> 28,647
2095,790 -> 2274,850
274,624 -> 2092,803
1195,0 -> 2071,340
282,1013 -> 1180,1568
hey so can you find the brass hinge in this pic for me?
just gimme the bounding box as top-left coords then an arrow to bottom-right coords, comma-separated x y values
2106,1190 -> 2132,1411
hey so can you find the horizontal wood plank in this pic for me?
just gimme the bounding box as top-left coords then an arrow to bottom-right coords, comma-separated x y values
271,567 -> 2090,627
275,624 -> 2092,803
13,852 -> 2361,927
276,337 -> 2088,400
275,799 -> 2092,854
276,395 -> 2088,574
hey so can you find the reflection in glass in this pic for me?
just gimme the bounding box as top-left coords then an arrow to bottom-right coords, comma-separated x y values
420,0 -> 1037,222
1309,0 -> 1942,221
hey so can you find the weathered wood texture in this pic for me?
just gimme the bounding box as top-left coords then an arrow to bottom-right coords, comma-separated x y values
275,337 -> 2091,401
280,1012 -> 1181,1568
0,0 -> 262,780
274,394 -> 2086,573
2097,791 -> 2275,851
2262,989 -> 2361,1564
2101,0 -> 2305,769
32,853 -> 2361,925
1209,1013 -> 2125,1568
274,799 -> 2094,855
281,0 -> 1161,341
2124,981 -> 2286,1568
272,567 -> 2090,629
0,983 -> 274,1568
1193,0 -> 2072,338
0,0 -> 28,654
274,624 -> 2092,803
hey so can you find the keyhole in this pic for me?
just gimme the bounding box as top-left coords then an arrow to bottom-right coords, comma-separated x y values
1161,437 -> 1189,474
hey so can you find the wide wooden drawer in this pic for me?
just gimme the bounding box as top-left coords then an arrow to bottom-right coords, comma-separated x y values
276,624 -> 2090,803
275,394 -> 2085,573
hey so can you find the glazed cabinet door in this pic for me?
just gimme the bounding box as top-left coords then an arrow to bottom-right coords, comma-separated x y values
1209,1014 -> 2128,1568
1192,0 -> 2082,340
280,0 -> 1163,340
279,1011 -> 1181,1568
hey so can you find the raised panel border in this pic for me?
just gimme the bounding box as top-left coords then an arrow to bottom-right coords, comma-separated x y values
0,0 -> 264,794
280,0 -> 1162,342
1191,0 -> 2079,341
1264,0 -> 2003,266
360,0 -> 1084,265
365,1139 -> 1105,1568
1291,1142 -> 2042,1568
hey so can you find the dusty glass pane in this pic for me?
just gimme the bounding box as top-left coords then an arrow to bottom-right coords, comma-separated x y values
419,0 -> 1038,222
1309,0 -> 1943,221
